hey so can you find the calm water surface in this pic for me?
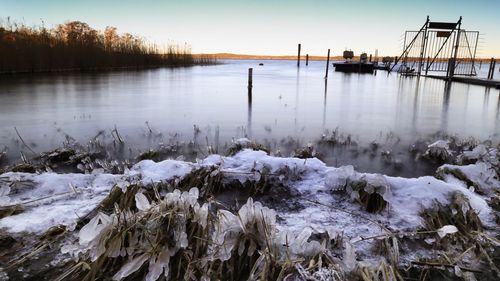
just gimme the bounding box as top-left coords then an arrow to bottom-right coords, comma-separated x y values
1,59 -> 499,155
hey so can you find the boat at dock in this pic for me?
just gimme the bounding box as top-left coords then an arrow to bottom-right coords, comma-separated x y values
333,61 -> 375,73
333,51 -> 375,73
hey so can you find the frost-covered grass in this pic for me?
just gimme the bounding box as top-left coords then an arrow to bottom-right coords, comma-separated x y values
5,126 -> 488,178
0,138 -> 499,280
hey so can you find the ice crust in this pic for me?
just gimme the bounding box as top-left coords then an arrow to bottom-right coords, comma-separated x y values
0,148 -> 495,247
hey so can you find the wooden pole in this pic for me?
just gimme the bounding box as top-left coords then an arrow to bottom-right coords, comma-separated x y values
325,49 -> 330,78
446,58 -> 450,79
425,56 -> 430,76
248,68 -> 253,102
449,17 -> 462,79
306,54 -> 309,66
487,58 -> 493,79
297,44 -> 301,67
491,59 -> 496,80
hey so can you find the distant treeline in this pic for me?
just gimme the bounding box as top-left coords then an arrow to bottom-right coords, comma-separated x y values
0,19 -> 215,73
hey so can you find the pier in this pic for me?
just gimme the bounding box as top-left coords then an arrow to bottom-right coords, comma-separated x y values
424,75 -> 500,88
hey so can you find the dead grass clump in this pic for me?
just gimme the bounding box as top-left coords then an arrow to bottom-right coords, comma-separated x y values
177,165 -> 292,209
436,166 -> 485,194
74,185 -> 142,230
347,175 -> 390,213
39,148 -> 77,164
356,260 -> 403,281
406,256 -> 482,281
424,140 -> 453,163
318,129 -> 354,147
206,198 -> 342,280
226,139 -> 270,156
207,199 -> 283,279
60,187 -> 210,281
292,144 -> 321,159
0,204 -> 24,219
420,192 -> 482,242
136,144 -> 185,162
176,166 -> 224,199
10,163 -> 36,173
136,149 -> 161,161
371,237 -> 401,267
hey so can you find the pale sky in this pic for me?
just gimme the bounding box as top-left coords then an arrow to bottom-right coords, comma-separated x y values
1,0 -> 499,57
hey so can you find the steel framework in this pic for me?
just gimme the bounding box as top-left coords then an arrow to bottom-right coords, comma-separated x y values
390,17 -> 479,78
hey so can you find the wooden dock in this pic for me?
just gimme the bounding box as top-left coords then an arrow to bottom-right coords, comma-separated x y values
424,75 -> 500,88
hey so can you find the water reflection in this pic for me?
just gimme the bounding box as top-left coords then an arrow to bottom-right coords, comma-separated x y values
294,67 -> 300,133
497,90 -> 500,118
484,87 -> 490,109
0,60 -> 498,155
411,79 -> 420,135
322,79 -> 328,130
247,85 -> 252,138
440,81 -> 452,132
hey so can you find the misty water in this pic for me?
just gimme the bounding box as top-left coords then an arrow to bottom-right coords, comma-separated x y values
1,59 -> 499,175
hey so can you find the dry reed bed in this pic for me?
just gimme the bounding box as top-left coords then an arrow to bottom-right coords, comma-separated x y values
0,18 -> 215,74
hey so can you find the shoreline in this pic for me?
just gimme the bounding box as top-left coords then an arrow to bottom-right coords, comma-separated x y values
0,62 -> 218,76
194,53 -> 499,62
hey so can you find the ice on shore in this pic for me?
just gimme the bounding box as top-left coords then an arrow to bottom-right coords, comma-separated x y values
438,162 -> 499,194
0,149 -> 496,247
0,172 -> 121,233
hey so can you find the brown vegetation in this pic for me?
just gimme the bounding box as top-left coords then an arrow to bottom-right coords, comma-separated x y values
0,18 -> 214,74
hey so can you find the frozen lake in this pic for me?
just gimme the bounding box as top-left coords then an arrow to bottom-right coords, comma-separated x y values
1,59 -> 499,154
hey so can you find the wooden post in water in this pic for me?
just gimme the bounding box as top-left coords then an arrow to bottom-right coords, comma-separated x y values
248,68 -> 253,103
325,49 -> 331,78
487,59 -> 491,79
487,58 -> 494,79
425,56 -> 430,76
297,44 -> 301,67
491,59 -> 496,80
306,54 -> 309,66
446,58 -> 456,80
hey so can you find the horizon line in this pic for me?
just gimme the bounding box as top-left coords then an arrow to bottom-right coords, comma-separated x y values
193,53 -> 498,61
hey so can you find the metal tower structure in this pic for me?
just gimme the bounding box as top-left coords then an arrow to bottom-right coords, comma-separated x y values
390,16 -> 479,78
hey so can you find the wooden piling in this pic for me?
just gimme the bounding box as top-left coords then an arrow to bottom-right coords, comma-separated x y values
491,59 -> 496,80
491,60 -> 497,80
446,58 -> 457,80
487,58 -> 494,79
297,44 -> 301,67
248,68 -> 253,102
487,59 -> 491,79
425,56 -> 430,76
447,58 -> 454,79
325,49 -> 330,78
306,54 -> 309,66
